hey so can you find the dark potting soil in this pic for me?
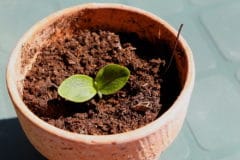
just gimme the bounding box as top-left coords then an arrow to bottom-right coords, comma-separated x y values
23,29 -> 181,135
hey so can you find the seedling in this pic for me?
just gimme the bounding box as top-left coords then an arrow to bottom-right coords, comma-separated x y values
58,64 -> 130,103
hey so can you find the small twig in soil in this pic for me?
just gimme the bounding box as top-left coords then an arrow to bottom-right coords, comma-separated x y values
164,24 -> 184,74
132,101 -> 152,112
142,83 -> 148,87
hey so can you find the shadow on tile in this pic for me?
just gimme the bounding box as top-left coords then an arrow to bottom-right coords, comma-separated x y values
0,118 -> 45,160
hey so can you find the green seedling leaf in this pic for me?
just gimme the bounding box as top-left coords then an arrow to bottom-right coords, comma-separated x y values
58,64 -> 130,103
95,64 -> 130,96
58,74 -> 96,103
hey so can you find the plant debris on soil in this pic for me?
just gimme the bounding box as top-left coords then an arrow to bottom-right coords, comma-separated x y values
22,29 -> 180,135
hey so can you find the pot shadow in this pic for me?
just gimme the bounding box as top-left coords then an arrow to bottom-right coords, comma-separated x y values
0,118 -> 46,160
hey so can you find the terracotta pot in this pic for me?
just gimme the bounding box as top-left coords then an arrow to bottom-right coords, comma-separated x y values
6,3 -> 195,160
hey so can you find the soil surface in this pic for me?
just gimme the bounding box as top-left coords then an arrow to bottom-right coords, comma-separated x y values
23,29 -> 180,135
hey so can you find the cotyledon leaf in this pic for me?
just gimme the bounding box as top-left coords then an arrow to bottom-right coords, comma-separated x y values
95,64 -> 130,96
58,74 -> 97,103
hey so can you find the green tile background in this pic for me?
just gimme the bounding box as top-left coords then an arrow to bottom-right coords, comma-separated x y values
1,0 -> 240,159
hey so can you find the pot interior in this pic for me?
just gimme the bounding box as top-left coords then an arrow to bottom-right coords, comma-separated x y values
16,6 -> 188,105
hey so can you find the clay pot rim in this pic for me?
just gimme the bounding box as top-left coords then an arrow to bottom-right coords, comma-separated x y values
6,3 -> 195,145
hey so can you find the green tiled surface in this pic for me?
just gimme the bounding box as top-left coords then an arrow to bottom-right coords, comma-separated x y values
201,1 -> 240,62
1,0 -> 239,159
